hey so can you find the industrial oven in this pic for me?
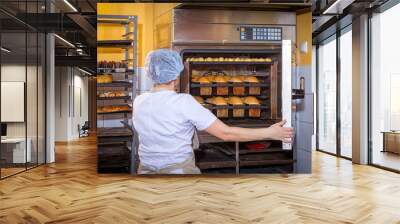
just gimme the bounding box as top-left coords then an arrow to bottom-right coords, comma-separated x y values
172,8 -> 309,173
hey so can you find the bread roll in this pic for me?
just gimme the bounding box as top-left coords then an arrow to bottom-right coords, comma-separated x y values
213,76 -> 229,96
197,76 -> 212,96
97,74 -> 113,84
194,96 -> 204,104
243,96 -> 261,117
229,76 -> 245,96
209,97 -> 228,118
228,96 -> 244,118
244,76 -> 261,95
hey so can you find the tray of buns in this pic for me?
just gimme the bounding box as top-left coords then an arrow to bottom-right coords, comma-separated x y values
97,81 -> 133,88
97,91 -> 130,100
186,57 -> 273,63
190,82 -> 269,87
194,96 -> 268,119
97,96 -> 131,100
190,74 -> 268,96
97,105 -> 132,114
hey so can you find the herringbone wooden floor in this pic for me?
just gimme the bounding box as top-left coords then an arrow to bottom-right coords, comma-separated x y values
1,136 -> 400,224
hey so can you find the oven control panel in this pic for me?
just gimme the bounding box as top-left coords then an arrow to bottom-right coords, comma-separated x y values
239,26 -> 282,41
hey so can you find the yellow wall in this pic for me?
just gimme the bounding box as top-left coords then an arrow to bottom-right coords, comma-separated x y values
97,3 -> 155,67
296,11 -> 312,66
153,4 -> 177,49
97,3 -> 177,67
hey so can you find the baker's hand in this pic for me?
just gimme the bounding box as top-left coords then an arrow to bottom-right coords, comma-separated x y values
267,120 -> 294,143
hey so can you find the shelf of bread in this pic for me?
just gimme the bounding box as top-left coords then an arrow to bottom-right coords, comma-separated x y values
97,68 -> 134,74
191,74 -> 267,96
190,82 -> 269,88
194,96 -> 268,119
97,91 -> 130,100
97,60 -> 134,73
97,105 -> 132,114
97,74 -> 133,88
97,96 -> 131,101
97,81 -> 133,88
186,57 -> 273,63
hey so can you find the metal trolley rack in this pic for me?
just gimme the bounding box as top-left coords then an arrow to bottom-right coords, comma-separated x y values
96,15 -> 138,173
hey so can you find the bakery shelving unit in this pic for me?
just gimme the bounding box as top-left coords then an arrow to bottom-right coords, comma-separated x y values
97,15 -> 138,173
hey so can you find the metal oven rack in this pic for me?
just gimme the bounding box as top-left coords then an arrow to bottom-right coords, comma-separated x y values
184,55 -> 293,174
96,15 -> 138,173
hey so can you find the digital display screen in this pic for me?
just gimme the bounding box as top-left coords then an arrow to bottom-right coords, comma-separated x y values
240,26 -> 282,41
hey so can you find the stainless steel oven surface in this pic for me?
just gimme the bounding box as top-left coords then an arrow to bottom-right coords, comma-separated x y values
171,8 -> 307,174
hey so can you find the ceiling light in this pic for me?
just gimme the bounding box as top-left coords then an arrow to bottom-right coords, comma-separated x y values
78,68 -> 92,76
54,34 -> 75,48
63,0 -> 78,12
1,47 -> 11,53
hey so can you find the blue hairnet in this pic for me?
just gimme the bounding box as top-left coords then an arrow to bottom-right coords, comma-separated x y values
145,49 -> 184,84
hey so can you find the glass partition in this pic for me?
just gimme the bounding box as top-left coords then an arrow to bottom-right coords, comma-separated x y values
38,32 -> 46,165
317,35 -> 337,155
371,4 -> 400,171
1,30 -> 28,178
27,31 -> 38,169
339,27 -> 352,158
0,1 -> 46,179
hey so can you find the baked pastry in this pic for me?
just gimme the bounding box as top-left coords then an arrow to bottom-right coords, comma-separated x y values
194,96 -> 205,105
213,76 -> 229,96
244,76 -> 261,95
243,96 -> 261,117
116,105 -> 130,111
236,75 -> 246,81
97,74 -> 113,84
97,107 -> 104,113
229,76 -> 245,96
210,97 -> 228,118
218,57 -> 225,62
205,75 -> 216,82
192,75 -> 201,82
97,105 -> 130,113
99,91 -> 127,98
97,106 -> 112,113
264,58 -> 272,62
115,91 -> 127,97
197,77 -> 212,96
228,96 -> 244,118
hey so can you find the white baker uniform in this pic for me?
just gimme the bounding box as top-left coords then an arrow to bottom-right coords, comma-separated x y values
133,90 -> 216,174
